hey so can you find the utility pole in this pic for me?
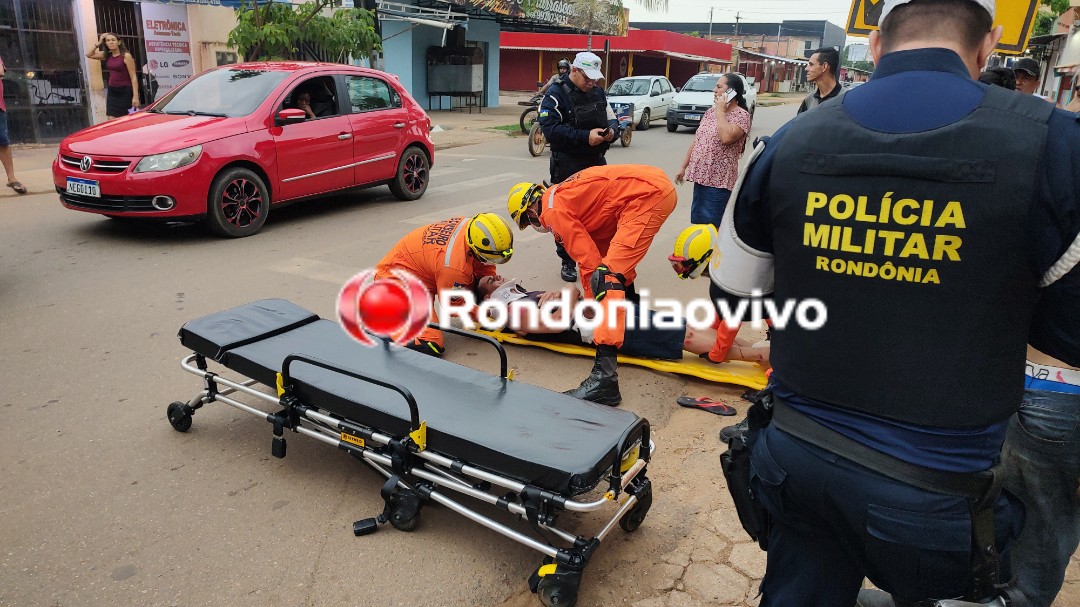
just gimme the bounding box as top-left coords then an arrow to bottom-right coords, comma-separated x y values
708,7 -> 713,38
734,12 -> 740,37
776,23 -> 782,55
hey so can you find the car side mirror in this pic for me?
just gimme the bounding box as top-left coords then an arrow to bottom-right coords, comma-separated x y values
651,90 -> 660,97
675,87 -> 681,93
276,108 -> 306,126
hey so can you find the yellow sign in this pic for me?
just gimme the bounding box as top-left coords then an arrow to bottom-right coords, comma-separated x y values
845,0 -> 1041,54
340,432 -> 365,448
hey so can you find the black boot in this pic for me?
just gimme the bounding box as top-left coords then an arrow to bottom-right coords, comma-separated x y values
560,258 -> 578,283
565,346 -> 621,406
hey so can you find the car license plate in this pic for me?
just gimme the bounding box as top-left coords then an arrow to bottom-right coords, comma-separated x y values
685,114 -> 701,121
66,177 -> 100,198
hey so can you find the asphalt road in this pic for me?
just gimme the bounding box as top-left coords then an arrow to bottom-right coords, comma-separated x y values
0,103 -> 798,607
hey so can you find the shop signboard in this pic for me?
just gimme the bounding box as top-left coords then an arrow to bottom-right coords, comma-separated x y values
142,3 -> 195,96
445,0 -> 628,36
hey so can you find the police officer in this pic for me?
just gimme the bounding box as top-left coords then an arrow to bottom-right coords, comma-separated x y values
538,51 -> 620,283
712,0 -> 1080,604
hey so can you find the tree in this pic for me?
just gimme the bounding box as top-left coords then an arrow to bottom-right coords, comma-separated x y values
228,0 -> 381,63
1041,0 -> 1069,14
1032,0 -> 1071,37
1034,11 -> 1056,37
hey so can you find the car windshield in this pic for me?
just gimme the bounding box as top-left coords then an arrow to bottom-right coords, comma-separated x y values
150,68 -> 290,118
608,79 -> 650,96
683,76 -> 721,92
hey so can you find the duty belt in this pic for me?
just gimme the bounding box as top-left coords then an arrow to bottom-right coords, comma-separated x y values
552,149 -> 605,160
771,397 -> 1001,503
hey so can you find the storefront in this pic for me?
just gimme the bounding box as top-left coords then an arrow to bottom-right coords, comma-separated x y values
0,0 -> 89,143
499,30 -> 733,91
80,0 -> 239,123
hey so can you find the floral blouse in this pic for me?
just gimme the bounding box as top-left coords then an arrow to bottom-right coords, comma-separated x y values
684,106 -> 751,191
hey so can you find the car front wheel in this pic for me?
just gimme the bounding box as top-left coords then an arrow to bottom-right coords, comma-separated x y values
389,146 -> 430,201
206,167 -> 269,238
638,108 -> 651,131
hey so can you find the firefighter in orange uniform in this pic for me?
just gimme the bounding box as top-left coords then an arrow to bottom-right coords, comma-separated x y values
375,212 -> 514,356
508,164 -> 677,405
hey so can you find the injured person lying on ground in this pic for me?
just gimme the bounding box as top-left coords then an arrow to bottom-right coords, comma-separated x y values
473,275 -> 771,368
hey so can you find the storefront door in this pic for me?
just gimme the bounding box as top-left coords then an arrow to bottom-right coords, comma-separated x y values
0,0 -> 90,143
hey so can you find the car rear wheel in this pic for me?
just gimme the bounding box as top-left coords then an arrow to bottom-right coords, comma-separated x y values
389,146 -> 430,201
206,167 -> 269,238
637,108 -> 651,131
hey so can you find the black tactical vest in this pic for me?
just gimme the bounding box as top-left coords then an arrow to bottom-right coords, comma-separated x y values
768,86 -> 1054,428
556,81 -> 609,155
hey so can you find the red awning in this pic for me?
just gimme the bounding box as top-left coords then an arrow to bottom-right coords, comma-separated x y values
500,30 -> 732,63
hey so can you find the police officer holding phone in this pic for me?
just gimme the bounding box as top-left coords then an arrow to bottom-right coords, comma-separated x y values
711,0 -> 1080,604
538,51 -> 620,283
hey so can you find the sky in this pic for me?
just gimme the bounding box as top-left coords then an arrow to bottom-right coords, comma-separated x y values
628,0 -> 867,47
629,0 -> 856,30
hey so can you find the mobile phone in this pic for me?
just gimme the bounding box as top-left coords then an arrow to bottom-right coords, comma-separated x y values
725,89 -> 738,103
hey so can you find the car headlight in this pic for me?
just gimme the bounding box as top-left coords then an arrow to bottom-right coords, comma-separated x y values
133,145 -> 202,173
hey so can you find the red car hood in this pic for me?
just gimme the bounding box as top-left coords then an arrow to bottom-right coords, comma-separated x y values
63,112 -> 249,156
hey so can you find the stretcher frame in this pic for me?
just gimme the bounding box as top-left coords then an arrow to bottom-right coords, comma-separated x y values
168,326 -> 654,607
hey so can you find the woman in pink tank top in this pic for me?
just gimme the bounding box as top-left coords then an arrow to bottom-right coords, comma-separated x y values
85,32 -> 139,119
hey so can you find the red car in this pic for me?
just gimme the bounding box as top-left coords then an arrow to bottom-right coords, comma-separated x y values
54,62 -> 434,237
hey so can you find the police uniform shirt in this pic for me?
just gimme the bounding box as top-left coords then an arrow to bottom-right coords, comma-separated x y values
731,48 -> 1080,472
538,76 -> 619,155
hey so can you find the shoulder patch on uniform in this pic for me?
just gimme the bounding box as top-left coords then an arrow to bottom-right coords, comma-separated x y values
539,110 -> 549,117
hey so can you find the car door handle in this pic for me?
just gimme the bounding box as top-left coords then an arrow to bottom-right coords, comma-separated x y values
393,122 -> 406,129
338,133 -> 352,140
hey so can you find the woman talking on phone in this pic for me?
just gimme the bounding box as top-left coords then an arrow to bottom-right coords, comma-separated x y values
674,73 -> 752,227
86,33 -> 139,120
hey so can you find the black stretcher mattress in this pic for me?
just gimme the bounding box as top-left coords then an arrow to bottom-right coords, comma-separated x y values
179,299 -> 646,496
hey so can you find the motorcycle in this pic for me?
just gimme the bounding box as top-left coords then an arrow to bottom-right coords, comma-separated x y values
518,92 -> 543,134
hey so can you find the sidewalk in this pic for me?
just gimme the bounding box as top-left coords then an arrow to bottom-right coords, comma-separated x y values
0,145 -> 60,201
427,93 -> 531,150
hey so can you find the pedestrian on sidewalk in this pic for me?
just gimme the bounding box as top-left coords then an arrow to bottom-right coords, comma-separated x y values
674,73 -> 751,227
537,51 -> 620,284
0,55 -> 26,195
797,47 -> 841,115
86,33 -> 139,119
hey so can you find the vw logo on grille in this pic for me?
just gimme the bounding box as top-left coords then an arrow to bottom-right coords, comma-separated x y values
80,156 -> 92,172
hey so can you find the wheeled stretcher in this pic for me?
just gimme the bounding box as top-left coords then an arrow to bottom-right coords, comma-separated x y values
169,299 -> 654,607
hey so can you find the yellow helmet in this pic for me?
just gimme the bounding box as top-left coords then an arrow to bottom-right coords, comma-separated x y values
467,213 -> 514,265
507,182 -> 546,230
670,224 -> 717,279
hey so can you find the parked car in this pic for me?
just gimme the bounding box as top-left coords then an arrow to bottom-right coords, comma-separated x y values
605,75 -> 675,131
53,62 -> 434,238
666,73 -> 757,132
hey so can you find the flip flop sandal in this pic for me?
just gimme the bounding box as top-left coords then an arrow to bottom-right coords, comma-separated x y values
7,181 -> 27,195
676,396 -> 737,416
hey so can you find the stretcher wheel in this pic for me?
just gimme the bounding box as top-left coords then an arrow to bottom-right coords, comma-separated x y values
167,402 -> 192,433
388,507 -> 419,532
537,575 -> 578,607
619,483 -> 652,532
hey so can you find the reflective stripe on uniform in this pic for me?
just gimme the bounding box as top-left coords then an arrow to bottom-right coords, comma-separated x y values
444,220 -> 467,267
